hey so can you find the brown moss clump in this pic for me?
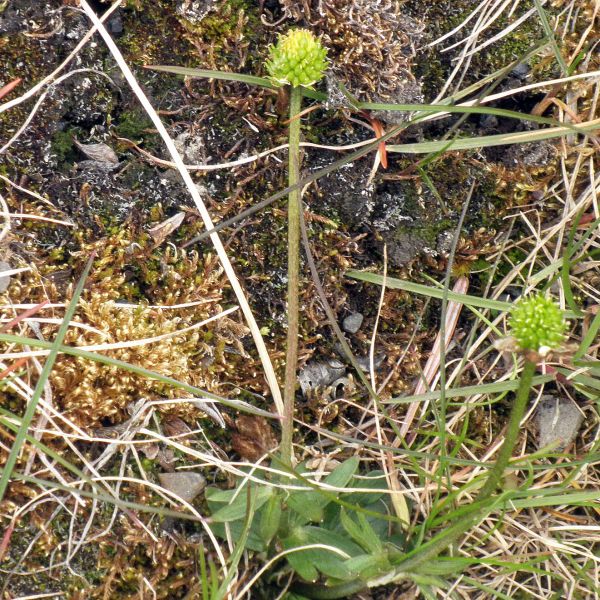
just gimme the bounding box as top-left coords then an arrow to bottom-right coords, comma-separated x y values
95,511 -> 202,599
51,297 -> 217,425
279,0 -> 424,114
48,235 -> 257,426
0,226 -> 258,428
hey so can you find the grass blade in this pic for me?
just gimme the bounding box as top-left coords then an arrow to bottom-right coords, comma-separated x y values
386,118 -> 600,153
385,375 -> 554,405
346,271 -> 512,311
145,65 -> 279,91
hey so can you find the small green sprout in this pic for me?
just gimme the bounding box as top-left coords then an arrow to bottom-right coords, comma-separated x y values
509,293 -> 567,354
266,29 -> 328,88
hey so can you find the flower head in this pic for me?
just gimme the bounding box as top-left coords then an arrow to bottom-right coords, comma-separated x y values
508,293 -> 567,353
266,29 -> 328,88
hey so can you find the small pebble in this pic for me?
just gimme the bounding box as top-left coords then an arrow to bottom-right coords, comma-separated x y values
158,472 -> 206,503
298,359 -> 345,396
536,396 -> 584,451
0,261 -> 11,293
342,312 -> 363,334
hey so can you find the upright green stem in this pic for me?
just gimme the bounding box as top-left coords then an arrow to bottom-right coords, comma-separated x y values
395,358 -> 538,571
477,359 -> 536,499
281,86 -> 303,466
294,359 -> 538,598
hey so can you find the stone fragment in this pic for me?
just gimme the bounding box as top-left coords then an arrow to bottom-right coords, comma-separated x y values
73,140 -> 119,168
536,396 -> 584,451
298,359 -> 346,396
0,261 -> 11,293
176,0 -> 217,25
158,472 -> 207,503
174,131 -> 206,165
342,312 -> 364,334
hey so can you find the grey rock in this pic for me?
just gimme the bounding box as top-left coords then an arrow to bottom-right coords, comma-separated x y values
298,359 -> 346,396
342,312 -> 364,334
437,230 -> 454,255
107,11 -> 124,35
174,131 -> 206,165
0,261 -> 11,293
510,62 -> 530,80
384,231 -> 430,265
158,472 -> 207,503
501,141 -> 557,169
325,73 -> 352,111
536,396 -> 584,451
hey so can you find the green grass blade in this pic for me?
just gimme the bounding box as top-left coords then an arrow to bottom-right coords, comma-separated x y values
561,210 -> 585,316
146,65 -> 328,102
0,256 -> 94,503
145,65 -> 279,90
534,0 -> 569,75
531,216 -> 600,287
386,119 -> 600,153
347,271 -> 582,318
147,66 -> 578,131
385,375 -> 554,405
358,101 -> 574,131
510,489 -> 600,509
215,485 -> 257,599
0,408 -> 96,486
575,311 -> 600,359
440,41 -> 548,104
346,271 -> 512,311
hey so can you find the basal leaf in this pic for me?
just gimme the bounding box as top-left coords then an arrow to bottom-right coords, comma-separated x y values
259,492 -> 282,545
208,485 -> 273,523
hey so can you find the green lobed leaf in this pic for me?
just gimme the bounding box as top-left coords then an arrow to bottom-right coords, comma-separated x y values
340,508 -> 382,554
207,485 -> 273,523
259,491 -> 282,546
287,457 -> 360,524
343,553 -> 392,580
283,526 -> 360,582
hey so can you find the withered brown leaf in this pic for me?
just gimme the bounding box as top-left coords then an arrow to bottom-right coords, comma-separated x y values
231,415 -> 278,462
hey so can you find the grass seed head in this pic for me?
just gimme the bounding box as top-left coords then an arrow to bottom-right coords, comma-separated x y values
266,28 -> 328,88
509,293 -> 567,354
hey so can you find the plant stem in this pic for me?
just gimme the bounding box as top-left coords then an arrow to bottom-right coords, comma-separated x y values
477,358 -> 536,499
394,358 -> 538,571
295,359 -> 538,597
280,85 -> 303,466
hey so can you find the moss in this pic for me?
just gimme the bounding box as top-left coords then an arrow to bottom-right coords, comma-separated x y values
118,0 -> 194,65
408,0 -> 551,100
113,108 -> 153,141
180,0 -> 260,55
49,129 -> 78,165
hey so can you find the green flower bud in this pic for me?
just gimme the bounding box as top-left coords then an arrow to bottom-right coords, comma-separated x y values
266,29 -> 328,88
508,293 -> 567,353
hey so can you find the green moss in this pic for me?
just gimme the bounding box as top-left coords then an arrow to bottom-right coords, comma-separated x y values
184,0 -> 259,49
50,129 -> 78,165
114,109 -> 153,141
409,0 -> 549,99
